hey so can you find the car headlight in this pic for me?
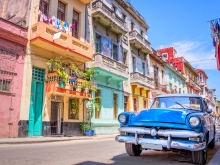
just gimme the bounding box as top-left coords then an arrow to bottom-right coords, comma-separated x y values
118,114 -> 127,123
189,116 -> 200,127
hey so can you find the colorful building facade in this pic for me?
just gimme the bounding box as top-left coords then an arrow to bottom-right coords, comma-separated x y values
149,49 -> 166,98
19,0 -> 94,137
158,47 -> 201,94
164,63 -> 187,94
87,0 -> 129,134
196,69 -> 218,115
0,18 -> 28,137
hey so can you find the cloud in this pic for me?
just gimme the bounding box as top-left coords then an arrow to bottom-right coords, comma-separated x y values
158,40 -> 217,70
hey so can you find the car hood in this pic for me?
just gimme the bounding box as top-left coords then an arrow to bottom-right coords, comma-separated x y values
130,108 -> 191,124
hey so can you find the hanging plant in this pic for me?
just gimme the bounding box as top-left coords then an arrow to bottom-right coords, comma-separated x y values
69,99 -> 79,119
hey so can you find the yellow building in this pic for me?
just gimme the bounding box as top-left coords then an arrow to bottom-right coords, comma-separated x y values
19,0 -> 93,137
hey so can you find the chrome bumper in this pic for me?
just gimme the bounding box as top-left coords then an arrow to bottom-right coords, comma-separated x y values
115,134 -> 206,151
119,127 -> 203,138
116,127 -> 205,151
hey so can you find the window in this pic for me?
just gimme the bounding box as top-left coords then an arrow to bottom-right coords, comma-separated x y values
122,13 -> 126,22
69,98 -> 79,119
132,57 -> 136,72
179,88 -> 181,93
112,44 -> 118,61
169,83 -> 172,91
95,90 -> 101,119
142,62 -> 145,75
133,97 -> 138,112
143,99 -> 148,109
131,22 -> 134,31
72,10 -> 79,38
122,51 -> 127,64
145,57 -> 149,75
141,30 -> 143,36
95,33 -> 101,52
0,79 -> 11,92
112,5 -> 117,13
57,1 -> 65,21
124,96 -> 128,111
162,53 -> 168,60
40,0 -> 50,17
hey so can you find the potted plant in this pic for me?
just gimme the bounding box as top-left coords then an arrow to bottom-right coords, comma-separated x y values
80,96 -> 101,136
57,67 -> 68,88
47,57 -> 68,88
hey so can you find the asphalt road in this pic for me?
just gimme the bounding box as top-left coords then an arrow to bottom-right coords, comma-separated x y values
0,135 -> 219,165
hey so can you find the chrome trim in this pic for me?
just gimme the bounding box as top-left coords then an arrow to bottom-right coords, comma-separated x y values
119,127 -> 203,138
115,135 -> 206,151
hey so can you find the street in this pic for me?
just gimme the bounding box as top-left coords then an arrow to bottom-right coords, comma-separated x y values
0,135 -> 219,165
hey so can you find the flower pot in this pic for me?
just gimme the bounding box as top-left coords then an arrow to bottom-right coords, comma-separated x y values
84,130 -> 94,136
59,81 -> 65,88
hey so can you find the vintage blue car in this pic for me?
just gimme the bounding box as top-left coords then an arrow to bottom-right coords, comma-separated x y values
115,94 -> 215,165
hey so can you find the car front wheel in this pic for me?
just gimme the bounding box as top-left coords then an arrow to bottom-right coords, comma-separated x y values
125,143 -> 142,156
208,136 -> 215,149
191,142 -> 207,165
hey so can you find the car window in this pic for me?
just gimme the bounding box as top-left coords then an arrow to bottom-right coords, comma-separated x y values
203,100 -> 208,112
150,97 -> 201,110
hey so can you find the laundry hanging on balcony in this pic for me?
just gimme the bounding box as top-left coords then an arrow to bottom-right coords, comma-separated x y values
39,12 -> 75,33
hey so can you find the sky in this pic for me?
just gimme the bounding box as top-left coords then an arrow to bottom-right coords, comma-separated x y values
129,0 -> 220,100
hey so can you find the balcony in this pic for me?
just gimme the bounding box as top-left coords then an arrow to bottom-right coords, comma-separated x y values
46,73 -> 94,98
186,78 -> 201,91
91,0 -> 128,35
30,22 -> 93,62
155,82 -> 166,91
129,30 -> 152,53
130,72 -> 154,89
88,53 -> 129,79
115,0 -> 148,30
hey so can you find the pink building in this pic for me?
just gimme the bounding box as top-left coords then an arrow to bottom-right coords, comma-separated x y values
0,18 -> 28,138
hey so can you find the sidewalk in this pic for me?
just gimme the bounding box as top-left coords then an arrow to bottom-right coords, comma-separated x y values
207,128 -> 220,165
0,134 -> 117,145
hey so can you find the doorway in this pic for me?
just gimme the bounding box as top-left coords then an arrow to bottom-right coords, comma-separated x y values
28,67 -> 45,136
50,96 -> 64,135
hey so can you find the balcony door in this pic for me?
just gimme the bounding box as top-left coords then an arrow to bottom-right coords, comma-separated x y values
40,0 -> 50,17
57,1 -> 65,21
72,10 -> 79,39
154,66 -> 159,87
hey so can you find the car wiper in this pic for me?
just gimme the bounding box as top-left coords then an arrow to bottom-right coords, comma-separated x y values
175,102 -> 192,110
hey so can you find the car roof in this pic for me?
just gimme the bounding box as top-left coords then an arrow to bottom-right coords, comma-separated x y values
156,94 -> 202,98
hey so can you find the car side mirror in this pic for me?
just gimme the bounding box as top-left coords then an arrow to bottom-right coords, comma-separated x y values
206,109 -> 212,114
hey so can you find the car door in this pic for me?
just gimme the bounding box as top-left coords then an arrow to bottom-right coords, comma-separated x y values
203,100 -> 214,143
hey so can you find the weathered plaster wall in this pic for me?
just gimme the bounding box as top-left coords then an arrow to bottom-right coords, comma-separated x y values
0,38 -> 26,138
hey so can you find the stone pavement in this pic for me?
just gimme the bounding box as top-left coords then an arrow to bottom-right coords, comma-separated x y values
0,134 -> 117,145
0,130 -> 220,165
207,127 -> 220,165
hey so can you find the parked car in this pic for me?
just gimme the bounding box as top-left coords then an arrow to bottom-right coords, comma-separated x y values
115,94 -> 215,165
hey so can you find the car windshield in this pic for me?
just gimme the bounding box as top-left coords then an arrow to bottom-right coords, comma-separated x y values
150,97 -> 201,110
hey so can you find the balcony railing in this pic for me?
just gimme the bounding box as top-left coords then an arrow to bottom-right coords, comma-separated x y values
130,72 -> 154,89
90,53 -> 129,78
30,22 -> 93,62
155,81 -> 166,91
91,0 -> 128,33
46,72 -> 96,98
186,78 -> 201,91
129,30 -> 152,52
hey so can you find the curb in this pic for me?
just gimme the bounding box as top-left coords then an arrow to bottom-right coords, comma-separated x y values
0,136 -> 115,145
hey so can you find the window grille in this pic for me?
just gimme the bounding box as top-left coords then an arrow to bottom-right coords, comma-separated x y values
32,66 -> 45,82
0,79 -> 11,92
